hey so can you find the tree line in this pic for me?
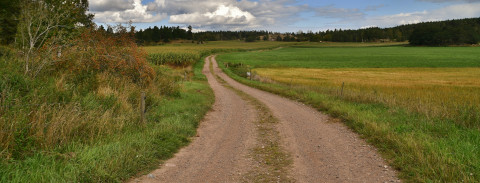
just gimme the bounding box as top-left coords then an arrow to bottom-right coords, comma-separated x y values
132,18 -> 480,46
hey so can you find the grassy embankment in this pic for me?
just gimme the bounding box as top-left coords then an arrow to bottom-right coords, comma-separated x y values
217,44 -> 480,182
0,51 -> 213,182
0,41 -> 292,182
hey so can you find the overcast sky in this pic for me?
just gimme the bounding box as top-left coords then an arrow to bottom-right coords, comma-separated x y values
88,0 -> 480,32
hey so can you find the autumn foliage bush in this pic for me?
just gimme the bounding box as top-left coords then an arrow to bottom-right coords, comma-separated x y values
57,26 -> 155,87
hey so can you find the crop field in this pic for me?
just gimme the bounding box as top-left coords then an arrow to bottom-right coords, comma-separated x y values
217,44 -> 480,182
219,46 -> 480,68
255,67 -> 480,128
218,45 -> 480,127
144,41 -> 299,66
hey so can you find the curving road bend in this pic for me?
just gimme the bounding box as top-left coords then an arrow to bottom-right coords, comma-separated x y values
130,55 -> 400,183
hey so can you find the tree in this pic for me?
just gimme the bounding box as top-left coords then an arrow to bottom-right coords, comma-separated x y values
15,0 -> 93,76
245,35 -> 256,42
276,35 -> 282,41
106,26 -> 114,34
0,0 -> 21,45
98,25 -> 106,32
187,25 -> 193,40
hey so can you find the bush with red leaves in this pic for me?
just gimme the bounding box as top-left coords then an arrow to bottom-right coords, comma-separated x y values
57,26 -> 155,86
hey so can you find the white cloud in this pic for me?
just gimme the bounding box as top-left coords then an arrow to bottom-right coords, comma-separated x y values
363,2 -> 480,27
315,5 -> 365,20
90,0 -> 166,23
138,0 -> 307,30
170,5 -> 255,26
89,0 -> 480,31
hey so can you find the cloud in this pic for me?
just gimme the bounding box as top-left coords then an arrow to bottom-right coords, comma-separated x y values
89,0 -> 480,32
144,0 -> 308,30
315,5 -> 365,20
364,4 -> 385,11
89,0 -> 308,30
89,0 -> 166,23
363,2 -> 480,27
89,0 -> 135,12
170,5 -> 255,26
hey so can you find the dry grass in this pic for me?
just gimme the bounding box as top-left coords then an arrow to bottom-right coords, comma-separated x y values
0,68 -> 179,159
255,67 -> 480,128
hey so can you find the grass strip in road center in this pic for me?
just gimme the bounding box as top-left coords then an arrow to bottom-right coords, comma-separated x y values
208,58 -> 294,182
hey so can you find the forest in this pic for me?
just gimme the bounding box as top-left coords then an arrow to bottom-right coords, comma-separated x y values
131,18 -> 480,46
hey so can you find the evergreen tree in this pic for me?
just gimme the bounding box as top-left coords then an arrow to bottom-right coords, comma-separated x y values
0,0 -> 21,44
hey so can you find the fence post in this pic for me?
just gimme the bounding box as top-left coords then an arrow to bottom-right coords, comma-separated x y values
249,68 -> 252,80
341,82 -> 345,96
140,91 -> 146,124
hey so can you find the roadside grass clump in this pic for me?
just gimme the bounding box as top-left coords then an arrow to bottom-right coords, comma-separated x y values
217,44 -> 480,182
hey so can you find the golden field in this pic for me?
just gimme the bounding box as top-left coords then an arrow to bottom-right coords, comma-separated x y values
255,67 -> 480,128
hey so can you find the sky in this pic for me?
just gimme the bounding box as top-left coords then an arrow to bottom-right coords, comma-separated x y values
88,0 -> 480,32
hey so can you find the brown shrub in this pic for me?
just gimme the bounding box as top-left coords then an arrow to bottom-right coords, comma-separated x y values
57,27 -> 155,87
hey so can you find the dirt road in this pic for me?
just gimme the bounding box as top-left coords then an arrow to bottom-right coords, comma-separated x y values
130,56 -> 257,182
131,56 -> 399,182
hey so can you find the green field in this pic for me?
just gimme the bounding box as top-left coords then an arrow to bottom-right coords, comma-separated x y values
145,41 -> 299,66
218,46 -> 480,68
217,44 -> 480,182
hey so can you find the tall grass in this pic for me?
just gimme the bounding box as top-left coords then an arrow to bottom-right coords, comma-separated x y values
0,59 -> 179,160
0,55 -> 214,181
255,67 -> 480,129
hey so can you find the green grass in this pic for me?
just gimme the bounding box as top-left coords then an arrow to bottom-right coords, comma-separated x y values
216,44 -> 480,182
144,41 -> 300,66
218,46 -> 480,68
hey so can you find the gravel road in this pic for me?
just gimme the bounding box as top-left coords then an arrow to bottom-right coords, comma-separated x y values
130,55 -> 399,183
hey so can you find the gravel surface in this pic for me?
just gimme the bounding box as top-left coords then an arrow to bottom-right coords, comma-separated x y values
130,55 -> 400,183
130,56 -> 257,183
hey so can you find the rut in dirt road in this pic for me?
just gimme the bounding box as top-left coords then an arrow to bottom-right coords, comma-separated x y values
130,56 -> 258,183
210,56 -> 400,183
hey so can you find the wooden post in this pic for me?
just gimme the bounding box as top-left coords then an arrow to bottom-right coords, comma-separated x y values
184,71 -> 187,81
140,91 -> 146,124
341,82 -> 345,96
249,68 -> 252,80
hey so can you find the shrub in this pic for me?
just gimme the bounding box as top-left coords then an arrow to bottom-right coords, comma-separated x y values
57,27 -> 155,87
